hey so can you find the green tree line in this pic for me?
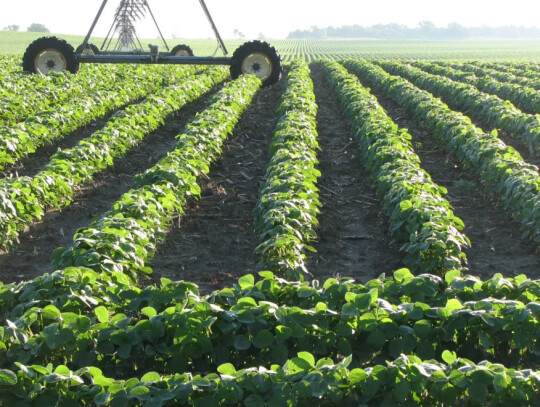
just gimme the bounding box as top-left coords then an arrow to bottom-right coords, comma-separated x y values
288,21 -> 540,40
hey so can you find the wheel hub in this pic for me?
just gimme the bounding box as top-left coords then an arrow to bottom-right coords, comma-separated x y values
34,48 -> 67,74
241,52 -> 272,81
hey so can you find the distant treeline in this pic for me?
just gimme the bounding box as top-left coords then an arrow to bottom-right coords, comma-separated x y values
287,22 -> 540,40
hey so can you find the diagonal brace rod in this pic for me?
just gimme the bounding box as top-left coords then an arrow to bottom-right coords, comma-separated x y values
82,0 -> 109,50
199,0 -> 228,55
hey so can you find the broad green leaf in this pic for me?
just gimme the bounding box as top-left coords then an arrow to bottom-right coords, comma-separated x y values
355,291 -> 374,309
469,383 -> 487,404
42,304 -> 61,320
394,379 -> 410,402
336,322 -> 353,337
237,309 -> 256,324
493,372 -> 510,392
399,200 -> 413,212
244,394 -> 265,407
234,335 -> 251,351
342,303 -> 360,316
297,351 -> 315,367
54,365 -> 70,376
93,391 -> 111,405
441,350 -> 457,365
217,363 -> 236,376
140,372 -> 160,383
0,369 -> 17,386
367,330 -> 386,349
445,298 -> 463,312
141,307 -> 157,319
449,369 -> 467,388
43,323 -> 61,349
315,302 -> 327,312
238,274 -> 255,289
444,269 -> 461,284
129,386 -> 150,397
258,271 -> 274,279
252,329 -> 274,349
348,368 -> 367,385
32,365 -> 50,375
77,316 -> 91,332
413,319 -> 431,338
297,286 -> 315,298
440,383 -> 459,404
394,268 -> 414,283
288,357 -> 312,374
95,306 -> 109,323
276,325 -> 292,342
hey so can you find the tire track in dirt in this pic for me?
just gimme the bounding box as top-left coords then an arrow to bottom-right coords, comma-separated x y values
147,81 -> 283,294
306,64 -> 404,283
0,86 -> 221,283
362,81 -> 540,278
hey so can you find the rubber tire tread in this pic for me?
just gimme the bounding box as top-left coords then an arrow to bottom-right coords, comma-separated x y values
170,44 -> 194,56
230,40 -> 282,86
23,36 -> 79,74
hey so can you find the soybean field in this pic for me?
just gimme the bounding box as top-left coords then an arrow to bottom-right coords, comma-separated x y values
0,51 -> 539,406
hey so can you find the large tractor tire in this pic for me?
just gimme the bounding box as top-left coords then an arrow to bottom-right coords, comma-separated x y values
76,43 -> 100,55
170,44 -> 194,56
230,40 -> 282,86
23,36 -> 79,74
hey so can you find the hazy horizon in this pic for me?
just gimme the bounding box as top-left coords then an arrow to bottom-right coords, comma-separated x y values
2,0 -> 540,40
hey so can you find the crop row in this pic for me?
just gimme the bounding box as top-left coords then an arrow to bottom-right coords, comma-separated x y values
1,266 -> 539,405
1,65 -> 107,126
0,237 -> 539,404
253,59 -> 320,280
0,65 -> 197,127
3,260 -> 540,333
320,60 -> 469,274
475,61 -> 540,80
0,56 -> 57,96
1,69 -> 80,125
0,65 -> 205,170
0,67 -> 228,251
0,59 -> 539,406
0,72 -> 262,371
345,59 -> 540,242
50,73 -> 261,277
1,351 -> 540,405
378,60 -> 540,155
438,61 -> 540,91
0,55 -> 18,72
270,40 -> 377,63
3,264 -> 539,373
414,61 -> 540,114
0,72 -> 265,388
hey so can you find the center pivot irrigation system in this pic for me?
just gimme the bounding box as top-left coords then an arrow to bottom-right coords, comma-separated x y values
22,0 -> 283,86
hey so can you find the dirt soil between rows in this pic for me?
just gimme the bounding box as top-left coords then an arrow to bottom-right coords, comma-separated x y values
0,84 -> 222,283
147,79 -> 283,293
306,65 -> 404,283
1,68 -> 539,291
356,76 -> 540,279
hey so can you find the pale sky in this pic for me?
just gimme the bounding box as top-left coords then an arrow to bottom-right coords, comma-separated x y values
1,0 -> 540,39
